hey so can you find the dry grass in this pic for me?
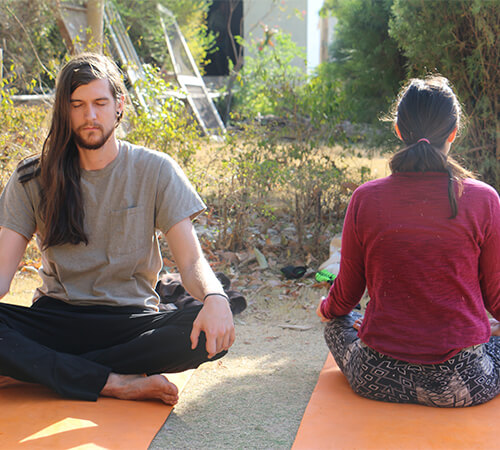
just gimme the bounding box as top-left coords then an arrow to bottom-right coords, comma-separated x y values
340,148 -> 390,180
193,140 -> 390,191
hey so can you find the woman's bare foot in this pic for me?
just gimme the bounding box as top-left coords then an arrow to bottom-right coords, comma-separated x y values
490,318 -> 500,337
353,317 -> 363,331
101,373 -> 179,405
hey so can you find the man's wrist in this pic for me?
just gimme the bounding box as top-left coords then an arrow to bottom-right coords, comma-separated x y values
202,292 -> 229,303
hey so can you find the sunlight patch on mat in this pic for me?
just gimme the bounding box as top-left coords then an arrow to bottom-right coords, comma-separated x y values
20,418 -> 98,443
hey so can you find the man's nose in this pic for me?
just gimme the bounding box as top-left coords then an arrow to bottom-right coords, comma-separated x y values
84,105 -> 97,120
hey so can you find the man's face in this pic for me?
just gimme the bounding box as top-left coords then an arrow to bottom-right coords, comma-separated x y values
69,78 -> 121,150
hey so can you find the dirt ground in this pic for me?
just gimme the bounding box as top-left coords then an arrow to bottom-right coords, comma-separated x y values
150,289 -> 328,450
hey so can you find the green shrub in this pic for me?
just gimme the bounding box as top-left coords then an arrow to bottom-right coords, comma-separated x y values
230,30 -> 307,120
124,64 -> 203,168
0,77 -> 49,190
204,119 -> 359,259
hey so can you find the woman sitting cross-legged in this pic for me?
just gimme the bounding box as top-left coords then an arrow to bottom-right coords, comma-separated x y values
317,76 -> 500,408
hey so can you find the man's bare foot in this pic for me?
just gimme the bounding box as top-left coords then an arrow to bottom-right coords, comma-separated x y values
0,376 -> 30,389
490,318 -> 500,337
101,373 -> 179,405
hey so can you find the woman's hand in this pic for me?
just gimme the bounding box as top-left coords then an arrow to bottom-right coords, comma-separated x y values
316,297 -> 330,322
490,318 -> 500,337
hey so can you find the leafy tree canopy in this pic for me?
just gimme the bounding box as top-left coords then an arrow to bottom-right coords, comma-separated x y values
320,0 -> 406,124
0,0 -> 65,91
390,0 -> 499,187
114,0 -> 214,70
0,0 -> 214,91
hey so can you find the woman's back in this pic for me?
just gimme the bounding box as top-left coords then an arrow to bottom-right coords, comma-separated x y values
344,173 -> 500,363
318,75 -> 500,407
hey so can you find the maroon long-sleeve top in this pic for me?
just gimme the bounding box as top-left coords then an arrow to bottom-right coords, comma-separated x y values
321,172 -> 500,364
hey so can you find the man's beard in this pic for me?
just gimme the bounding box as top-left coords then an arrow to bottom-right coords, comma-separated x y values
72,124 -> 114,150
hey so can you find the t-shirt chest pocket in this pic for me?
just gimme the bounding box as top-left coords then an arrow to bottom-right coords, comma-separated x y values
109,205 -> 146,256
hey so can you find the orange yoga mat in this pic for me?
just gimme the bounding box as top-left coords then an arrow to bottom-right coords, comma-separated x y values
293,354 -> 499,450
0,370 -> 193,450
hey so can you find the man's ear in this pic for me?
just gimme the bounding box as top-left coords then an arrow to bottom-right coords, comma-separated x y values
116,94 -> 125,115
447,127 -> 457,143
394,123 -> 403,141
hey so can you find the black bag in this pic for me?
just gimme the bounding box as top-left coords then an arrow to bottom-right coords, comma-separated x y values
155,272 -> 247,315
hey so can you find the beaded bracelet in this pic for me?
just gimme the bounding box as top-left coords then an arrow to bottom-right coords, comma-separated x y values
203,292 -> 230,303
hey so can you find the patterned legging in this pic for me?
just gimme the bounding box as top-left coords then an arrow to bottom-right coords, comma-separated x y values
324,312 -> 500,407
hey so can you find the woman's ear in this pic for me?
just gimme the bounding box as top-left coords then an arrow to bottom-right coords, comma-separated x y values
447,127 -> 457,143
394,123 -> 403,141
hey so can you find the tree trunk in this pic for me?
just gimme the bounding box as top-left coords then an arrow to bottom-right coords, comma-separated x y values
86,0 -> 104,52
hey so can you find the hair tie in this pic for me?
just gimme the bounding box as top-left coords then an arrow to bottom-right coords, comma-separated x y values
417,138 -> 430,144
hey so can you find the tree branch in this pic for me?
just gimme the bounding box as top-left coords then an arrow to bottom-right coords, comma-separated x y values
3,3 -> 55,79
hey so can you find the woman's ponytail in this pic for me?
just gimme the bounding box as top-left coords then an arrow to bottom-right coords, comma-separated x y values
388,76 -> 474,218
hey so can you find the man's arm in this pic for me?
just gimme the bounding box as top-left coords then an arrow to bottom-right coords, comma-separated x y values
0,228 -> 29,299
165,217 -> 235,358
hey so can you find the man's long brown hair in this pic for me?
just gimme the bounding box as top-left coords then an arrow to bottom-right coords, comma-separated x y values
19,53 -> 127,249
389,76 -> 474,218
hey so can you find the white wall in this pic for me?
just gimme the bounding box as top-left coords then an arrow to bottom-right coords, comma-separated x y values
243,0 -> 329,74
244,0 -> 308,70
306,0 -> 324,73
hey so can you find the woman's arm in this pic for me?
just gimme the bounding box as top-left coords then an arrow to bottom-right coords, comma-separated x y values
479,194 -> 500,320
321,193 -> 367,320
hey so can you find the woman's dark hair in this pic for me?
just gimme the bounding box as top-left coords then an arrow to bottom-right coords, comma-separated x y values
18,53 -> 127,249
389,76 -> 473,218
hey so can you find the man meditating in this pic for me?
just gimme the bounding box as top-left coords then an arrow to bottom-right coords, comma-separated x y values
0,53 -> 234,404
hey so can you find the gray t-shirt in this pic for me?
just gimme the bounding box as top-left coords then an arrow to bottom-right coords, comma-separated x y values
0,141 -> 205,310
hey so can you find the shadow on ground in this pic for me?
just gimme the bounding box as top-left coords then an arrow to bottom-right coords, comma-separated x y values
150,304 -> 328,449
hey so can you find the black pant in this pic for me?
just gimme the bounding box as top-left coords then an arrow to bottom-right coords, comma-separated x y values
0,297 -> 224,401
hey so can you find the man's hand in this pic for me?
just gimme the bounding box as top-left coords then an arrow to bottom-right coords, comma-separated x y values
165,218 -> 236,358
190,295 -> 235,358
